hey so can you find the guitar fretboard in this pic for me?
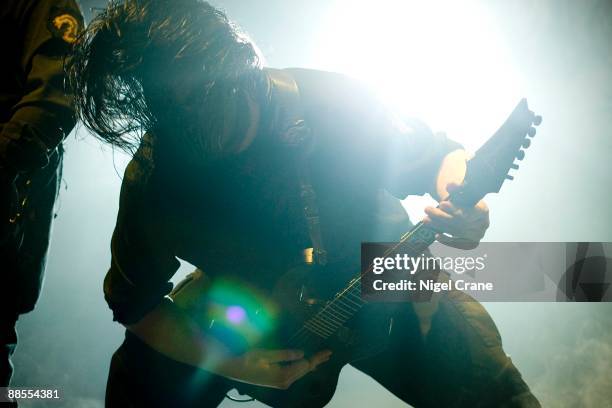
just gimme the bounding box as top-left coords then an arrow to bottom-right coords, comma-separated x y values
291,221 -> 437,343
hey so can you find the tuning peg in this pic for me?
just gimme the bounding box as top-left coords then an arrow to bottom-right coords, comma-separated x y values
533,115 -> 542,126
522,139 -> 531,148
527,127 -> 536,137
516,150 -> 525,160
506,175 -> 514,181
511,163 -> 519,170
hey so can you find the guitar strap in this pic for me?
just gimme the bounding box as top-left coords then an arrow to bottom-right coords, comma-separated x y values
266,69 -> 328,266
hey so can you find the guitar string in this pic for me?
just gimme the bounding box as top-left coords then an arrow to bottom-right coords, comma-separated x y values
289,221 -> 437,345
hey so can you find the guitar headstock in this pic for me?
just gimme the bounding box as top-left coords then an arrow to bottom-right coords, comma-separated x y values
450,99 -> 542,207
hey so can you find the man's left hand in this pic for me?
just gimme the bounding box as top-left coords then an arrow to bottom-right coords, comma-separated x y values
423,183 -> 490,250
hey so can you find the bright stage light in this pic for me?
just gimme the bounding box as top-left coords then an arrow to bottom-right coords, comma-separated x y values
312,0 -> 527,217
313,0 -> 525,153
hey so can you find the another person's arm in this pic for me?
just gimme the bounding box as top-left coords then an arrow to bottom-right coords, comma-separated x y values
0,0 -> 83,173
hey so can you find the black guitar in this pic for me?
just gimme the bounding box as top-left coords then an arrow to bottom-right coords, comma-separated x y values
216,99 -> 541,407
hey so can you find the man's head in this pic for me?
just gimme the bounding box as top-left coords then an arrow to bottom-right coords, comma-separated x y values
69,0 -> 264,155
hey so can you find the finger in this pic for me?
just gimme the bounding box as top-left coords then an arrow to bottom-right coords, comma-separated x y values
424,206 -> 454,221
446,182 -> 462,193
256,349 -> 305,363
443,200 -> 488,220
475,200 -> 489,216
280,351 -> 332,384
438,201 -> 463,216
308,350 -> 333,369
427,218 -> 463,236
277,359 -> 310,388
424,211 -> 465,236
436,233 -> 479,250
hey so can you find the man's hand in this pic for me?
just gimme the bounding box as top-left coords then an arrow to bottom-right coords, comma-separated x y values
216,348 -> 333,390
423,183 -> 490,250
128,296 -> 332,391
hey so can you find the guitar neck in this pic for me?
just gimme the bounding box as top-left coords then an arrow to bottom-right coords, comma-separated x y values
296,221 -> 438,341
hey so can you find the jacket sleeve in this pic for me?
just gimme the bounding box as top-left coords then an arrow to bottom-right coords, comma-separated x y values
0,0 -> 83,171
104,143 -> 181,325
377,116 -> 463,198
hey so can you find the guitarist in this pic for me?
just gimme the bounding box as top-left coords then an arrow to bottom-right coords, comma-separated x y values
0,0 -> 83,395
70,0 -> 540,407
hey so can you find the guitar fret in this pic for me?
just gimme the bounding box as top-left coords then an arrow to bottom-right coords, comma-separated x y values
323,308 -> 349,321
303,322 -> 328,337
312,316 -> 338,331
345,292 -> 363,307
335,300 -> 357,314
341,296 -> 361,308
330,308 -> 350,321
304,325 -> 329,338
329,304 -> 352,318
318,309 -> 344,324
305,320 -> 334,336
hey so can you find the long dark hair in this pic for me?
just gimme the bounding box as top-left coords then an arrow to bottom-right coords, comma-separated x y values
68,0 -> 265,156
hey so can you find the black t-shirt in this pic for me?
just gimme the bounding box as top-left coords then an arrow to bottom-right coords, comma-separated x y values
104,68 -> 462,325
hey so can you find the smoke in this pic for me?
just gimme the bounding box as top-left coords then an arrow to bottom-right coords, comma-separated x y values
530,314 -> 612,407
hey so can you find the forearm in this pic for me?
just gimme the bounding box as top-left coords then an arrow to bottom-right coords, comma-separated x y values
126,297 -> 228,372
431,149 -> 468,201
424,149 -> 490,249
126,296 -> 332,389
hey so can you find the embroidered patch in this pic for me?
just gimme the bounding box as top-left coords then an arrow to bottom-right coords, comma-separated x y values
48,8 -> 81,44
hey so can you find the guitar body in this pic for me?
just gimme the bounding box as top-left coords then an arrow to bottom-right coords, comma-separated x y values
234,265 -> 394,407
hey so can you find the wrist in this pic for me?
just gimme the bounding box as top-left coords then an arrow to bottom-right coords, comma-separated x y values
433,149 -> 468,200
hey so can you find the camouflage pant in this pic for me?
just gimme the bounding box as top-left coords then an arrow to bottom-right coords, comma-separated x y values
106,288 -> 540,407
352,290 -> 541,407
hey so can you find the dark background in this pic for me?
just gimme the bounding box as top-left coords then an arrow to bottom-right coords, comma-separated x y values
11,1 -> 612,407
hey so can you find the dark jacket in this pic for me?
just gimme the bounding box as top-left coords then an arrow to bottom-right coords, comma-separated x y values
103,68 -> 463,325
0,0 -> 83,172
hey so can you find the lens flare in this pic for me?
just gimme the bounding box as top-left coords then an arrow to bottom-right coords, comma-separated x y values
202,279 -> 278,353
226,305 -> 247,324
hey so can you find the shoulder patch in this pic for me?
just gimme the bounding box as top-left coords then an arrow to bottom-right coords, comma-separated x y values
48,7 -> 82,44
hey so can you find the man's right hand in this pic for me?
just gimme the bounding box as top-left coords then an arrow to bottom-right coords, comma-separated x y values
127,298 -> 333,390
215,348 -> 333,390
